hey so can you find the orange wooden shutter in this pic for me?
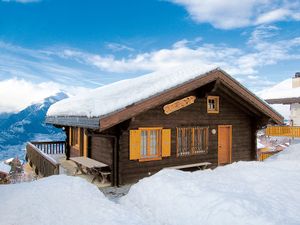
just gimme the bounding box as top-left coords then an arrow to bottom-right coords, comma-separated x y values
83,129 -> 88,157
129,130 -> 141,160
69,127 -> 72,146
162,129 -> 171,157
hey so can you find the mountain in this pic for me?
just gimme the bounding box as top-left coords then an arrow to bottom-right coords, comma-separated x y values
0,92 -> 68,161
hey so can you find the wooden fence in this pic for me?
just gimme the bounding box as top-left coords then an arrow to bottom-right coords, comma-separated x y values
266,126 -> 300,138
26,141 -> 65,177
258,150 -> 282,161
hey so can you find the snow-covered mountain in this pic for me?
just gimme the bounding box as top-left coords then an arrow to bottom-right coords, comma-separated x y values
0,92 -> 68,161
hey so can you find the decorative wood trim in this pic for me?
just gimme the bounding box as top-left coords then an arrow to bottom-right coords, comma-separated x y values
163,96 -> 196,115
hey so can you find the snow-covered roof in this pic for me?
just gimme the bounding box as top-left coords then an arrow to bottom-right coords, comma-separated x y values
259,78 -> 300,100
47,65 -> 217,118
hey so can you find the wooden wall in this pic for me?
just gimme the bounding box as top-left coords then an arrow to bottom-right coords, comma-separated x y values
116,89 -> 257,185
90,136 -> 113,166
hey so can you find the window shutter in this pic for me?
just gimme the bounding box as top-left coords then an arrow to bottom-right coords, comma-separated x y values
162,129 -> 171,157
129,130 -> 141,160
69,127 -> 72,146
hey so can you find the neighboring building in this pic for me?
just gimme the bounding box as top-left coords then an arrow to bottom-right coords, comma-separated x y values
45,67 -> 283,185
264,72 -> 300,126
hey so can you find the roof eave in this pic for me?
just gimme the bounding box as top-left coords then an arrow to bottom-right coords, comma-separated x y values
46,116 -> 100,129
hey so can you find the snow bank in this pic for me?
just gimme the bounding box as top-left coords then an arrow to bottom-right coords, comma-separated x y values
121,144 -> 300,225
47,65 -> 216,117
1,144 -> 300,225
0,175 -> 144,225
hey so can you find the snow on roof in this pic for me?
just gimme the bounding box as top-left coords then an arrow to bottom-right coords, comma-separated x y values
47,65 -> 217,118
259,78 -> 300,99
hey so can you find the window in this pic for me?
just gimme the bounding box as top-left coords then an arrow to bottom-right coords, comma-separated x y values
176,127 -> 208,156
207,96 -> 219,113
140,128 -> 162,160
129,128 -> 171,161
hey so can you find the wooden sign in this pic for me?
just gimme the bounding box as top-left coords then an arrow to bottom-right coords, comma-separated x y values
163,96 -> 196,115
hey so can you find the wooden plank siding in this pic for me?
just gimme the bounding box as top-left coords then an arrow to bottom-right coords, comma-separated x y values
90,136 -> 113,166
117,89 -> 256,185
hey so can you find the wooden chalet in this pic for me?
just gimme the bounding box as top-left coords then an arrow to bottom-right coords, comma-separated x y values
31,68 -> 283,186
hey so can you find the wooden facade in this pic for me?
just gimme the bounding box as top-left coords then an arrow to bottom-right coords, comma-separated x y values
46,69 -> 283,186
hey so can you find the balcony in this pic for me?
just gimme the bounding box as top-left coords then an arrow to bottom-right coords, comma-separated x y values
26,141 -> 65,177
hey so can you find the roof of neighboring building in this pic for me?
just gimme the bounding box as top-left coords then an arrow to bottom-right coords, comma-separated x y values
260,78 -> 300,101
265,97 -> 300,104
46,66 -> 284,130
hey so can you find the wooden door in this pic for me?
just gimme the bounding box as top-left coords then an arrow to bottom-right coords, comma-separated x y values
218,125 -> 232,165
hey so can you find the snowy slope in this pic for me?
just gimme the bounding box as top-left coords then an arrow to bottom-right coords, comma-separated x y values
0,175 -> 144,225
1,143 -> 300,225
47,65 -> 217,117
0,92 -> 68,161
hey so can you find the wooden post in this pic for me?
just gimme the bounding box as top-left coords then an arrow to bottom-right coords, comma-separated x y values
65,126 -> 71,160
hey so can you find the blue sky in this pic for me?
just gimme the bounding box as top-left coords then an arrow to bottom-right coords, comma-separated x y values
0,0 -> 300,112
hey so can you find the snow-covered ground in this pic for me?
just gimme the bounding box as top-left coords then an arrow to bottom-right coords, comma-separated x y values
1,143 -> 300,225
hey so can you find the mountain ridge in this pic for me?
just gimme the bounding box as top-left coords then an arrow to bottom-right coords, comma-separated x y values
0,92 -> 68,161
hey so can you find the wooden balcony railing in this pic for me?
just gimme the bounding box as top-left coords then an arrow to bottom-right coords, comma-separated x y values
266,126 -> 300,138
31,141 -> 66,155
26,141 -> 65,177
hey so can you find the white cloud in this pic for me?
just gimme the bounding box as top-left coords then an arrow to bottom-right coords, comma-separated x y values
57,28 -> 300,79
105,43 -> 134,52
167,0 -> 300,29
0,42 -> 105,87
0,79 -> 61,113
0,78 -> 90,113
1,25 -> 300,103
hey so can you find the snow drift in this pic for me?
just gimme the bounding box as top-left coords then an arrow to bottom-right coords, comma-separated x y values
1,143 -> 300,225
0,175 -> 144,225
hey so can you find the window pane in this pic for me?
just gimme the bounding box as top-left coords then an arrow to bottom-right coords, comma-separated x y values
150,130 -> 157,155
141,130 -> 147,156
